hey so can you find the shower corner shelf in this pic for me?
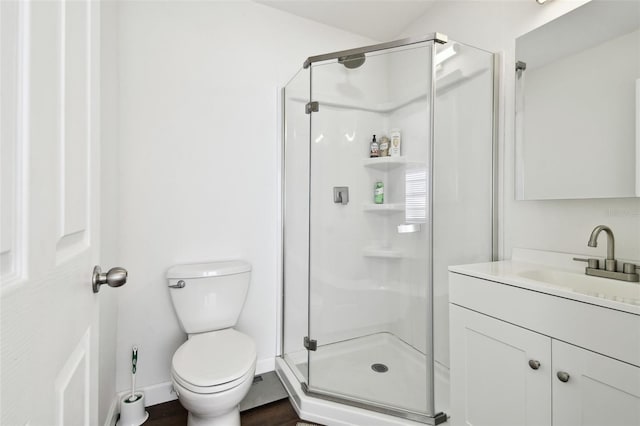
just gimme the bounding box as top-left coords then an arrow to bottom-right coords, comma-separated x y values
362,248 -> 404,259
362,203 -> 405,213
362,156 -> 406,170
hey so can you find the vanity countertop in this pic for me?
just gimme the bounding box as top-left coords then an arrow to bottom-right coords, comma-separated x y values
449,248 -> 640,316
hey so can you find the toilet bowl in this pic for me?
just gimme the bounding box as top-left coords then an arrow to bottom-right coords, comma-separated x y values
167,261 -> 256,426
171,329 -> 256,426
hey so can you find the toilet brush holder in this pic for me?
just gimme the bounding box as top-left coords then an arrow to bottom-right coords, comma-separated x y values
117,392 -> 149,426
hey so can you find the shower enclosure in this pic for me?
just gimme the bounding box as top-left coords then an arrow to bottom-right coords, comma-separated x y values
277,34 -> 496,425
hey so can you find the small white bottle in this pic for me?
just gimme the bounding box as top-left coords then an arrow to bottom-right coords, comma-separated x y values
389,129 -> 401,157
378,136 -> 389,157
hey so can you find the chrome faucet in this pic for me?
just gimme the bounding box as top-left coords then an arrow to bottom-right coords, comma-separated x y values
573,225 -> 639,282
587,225 -> 616,271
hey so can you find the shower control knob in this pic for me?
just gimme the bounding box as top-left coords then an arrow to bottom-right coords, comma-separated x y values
528,360 -> 541,370
92,265 -> 128,293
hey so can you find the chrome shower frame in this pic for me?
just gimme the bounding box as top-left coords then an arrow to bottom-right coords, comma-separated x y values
280,33 -> 499,426
302,32 -> 448,69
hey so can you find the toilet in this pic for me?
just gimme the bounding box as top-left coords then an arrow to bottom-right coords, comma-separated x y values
167,261 -> 256,426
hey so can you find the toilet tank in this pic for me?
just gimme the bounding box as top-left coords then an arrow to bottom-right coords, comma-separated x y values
167,260 -> 251,334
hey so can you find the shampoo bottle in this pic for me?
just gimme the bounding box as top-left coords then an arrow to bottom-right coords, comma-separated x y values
389,129 -> 401,157
369,135 -> 379,158
374,181 -> 384,204
379,136 -> 389,157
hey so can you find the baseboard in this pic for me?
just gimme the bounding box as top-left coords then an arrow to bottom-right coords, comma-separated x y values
256,356 -> 275,375
105,356 -> 276,425
142,381 -> 178,406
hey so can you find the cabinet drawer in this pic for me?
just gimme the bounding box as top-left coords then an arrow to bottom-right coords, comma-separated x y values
449,272 -> 640,367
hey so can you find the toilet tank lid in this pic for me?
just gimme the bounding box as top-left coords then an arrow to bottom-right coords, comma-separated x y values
166,260 -> 251,279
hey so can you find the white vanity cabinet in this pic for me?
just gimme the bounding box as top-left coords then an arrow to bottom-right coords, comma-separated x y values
448,269 -> 640,426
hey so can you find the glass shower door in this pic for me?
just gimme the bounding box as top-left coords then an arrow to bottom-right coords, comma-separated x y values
306,42 -> 435,420
282,67 -> 311,383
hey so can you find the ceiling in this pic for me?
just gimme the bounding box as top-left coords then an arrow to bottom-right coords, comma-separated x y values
255,1 -> 435,41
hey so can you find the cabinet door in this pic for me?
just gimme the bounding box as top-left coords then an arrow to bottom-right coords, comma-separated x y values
553,340 -> 640,426
450,304 -> 552,426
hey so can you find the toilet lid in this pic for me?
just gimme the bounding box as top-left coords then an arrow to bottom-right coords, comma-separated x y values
172,329 -> 256,388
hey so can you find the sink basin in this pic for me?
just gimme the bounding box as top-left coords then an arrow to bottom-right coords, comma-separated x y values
518,269 -> 640,306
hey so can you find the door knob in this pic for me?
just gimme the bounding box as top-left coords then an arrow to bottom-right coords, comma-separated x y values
92,265 -> 128,293
528,360 -> 541,370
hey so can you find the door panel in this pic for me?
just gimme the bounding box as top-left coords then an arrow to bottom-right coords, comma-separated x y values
449,304 -> 551,426
0,0 -> 26,283
1,1 -> 101,424
553,340 -> 640,426
55,330 -> 91,426
57,0 -> 90,260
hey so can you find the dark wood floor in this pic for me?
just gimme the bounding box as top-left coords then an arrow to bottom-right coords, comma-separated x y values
145,397 -> 306,426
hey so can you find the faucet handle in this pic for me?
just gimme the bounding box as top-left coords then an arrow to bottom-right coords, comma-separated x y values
623,263 -> 639,274
604,259 -> 617,272
573,257 -> 599,269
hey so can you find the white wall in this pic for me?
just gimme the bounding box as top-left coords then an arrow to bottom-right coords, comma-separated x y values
399,0 -> 640,262
113,0 -> 374,399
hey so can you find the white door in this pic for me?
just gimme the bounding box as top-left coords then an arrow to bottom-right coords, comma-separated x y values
1,1 -> 102,424
553,340 -> 640,426
449,304 -> 552,426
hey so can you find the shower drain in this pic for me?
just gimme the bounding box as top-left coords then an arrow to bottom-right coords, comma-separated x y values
371,363 -> 389,373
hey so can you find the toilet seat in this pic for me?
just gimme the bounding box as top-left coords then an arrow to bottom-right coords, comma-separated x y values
171,328 -> 256,395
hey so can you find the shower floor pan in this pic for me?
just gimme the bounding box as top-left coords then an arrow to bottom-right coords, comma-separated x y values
294,332 -> 430,415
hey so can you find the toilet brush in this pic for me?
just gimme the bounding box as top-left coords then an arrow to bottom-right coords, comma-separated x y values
118,345 -> 148,426
128,346 -> 139,402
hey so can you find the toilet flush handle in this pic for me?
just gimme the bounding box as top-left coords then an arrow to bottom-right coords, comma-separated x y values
168,280 -> 186,289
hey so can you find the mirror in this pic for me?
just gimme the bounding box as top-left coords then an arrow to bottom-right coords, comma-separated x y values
515,0 -> 640,200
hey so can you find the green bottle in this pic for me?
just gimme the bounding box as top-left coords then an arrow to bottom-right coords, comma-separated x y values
374,181 -> 384,204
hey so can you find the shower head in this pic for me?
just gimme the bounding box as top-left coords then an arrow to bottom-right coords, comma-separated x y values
338,53 -> 365,69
